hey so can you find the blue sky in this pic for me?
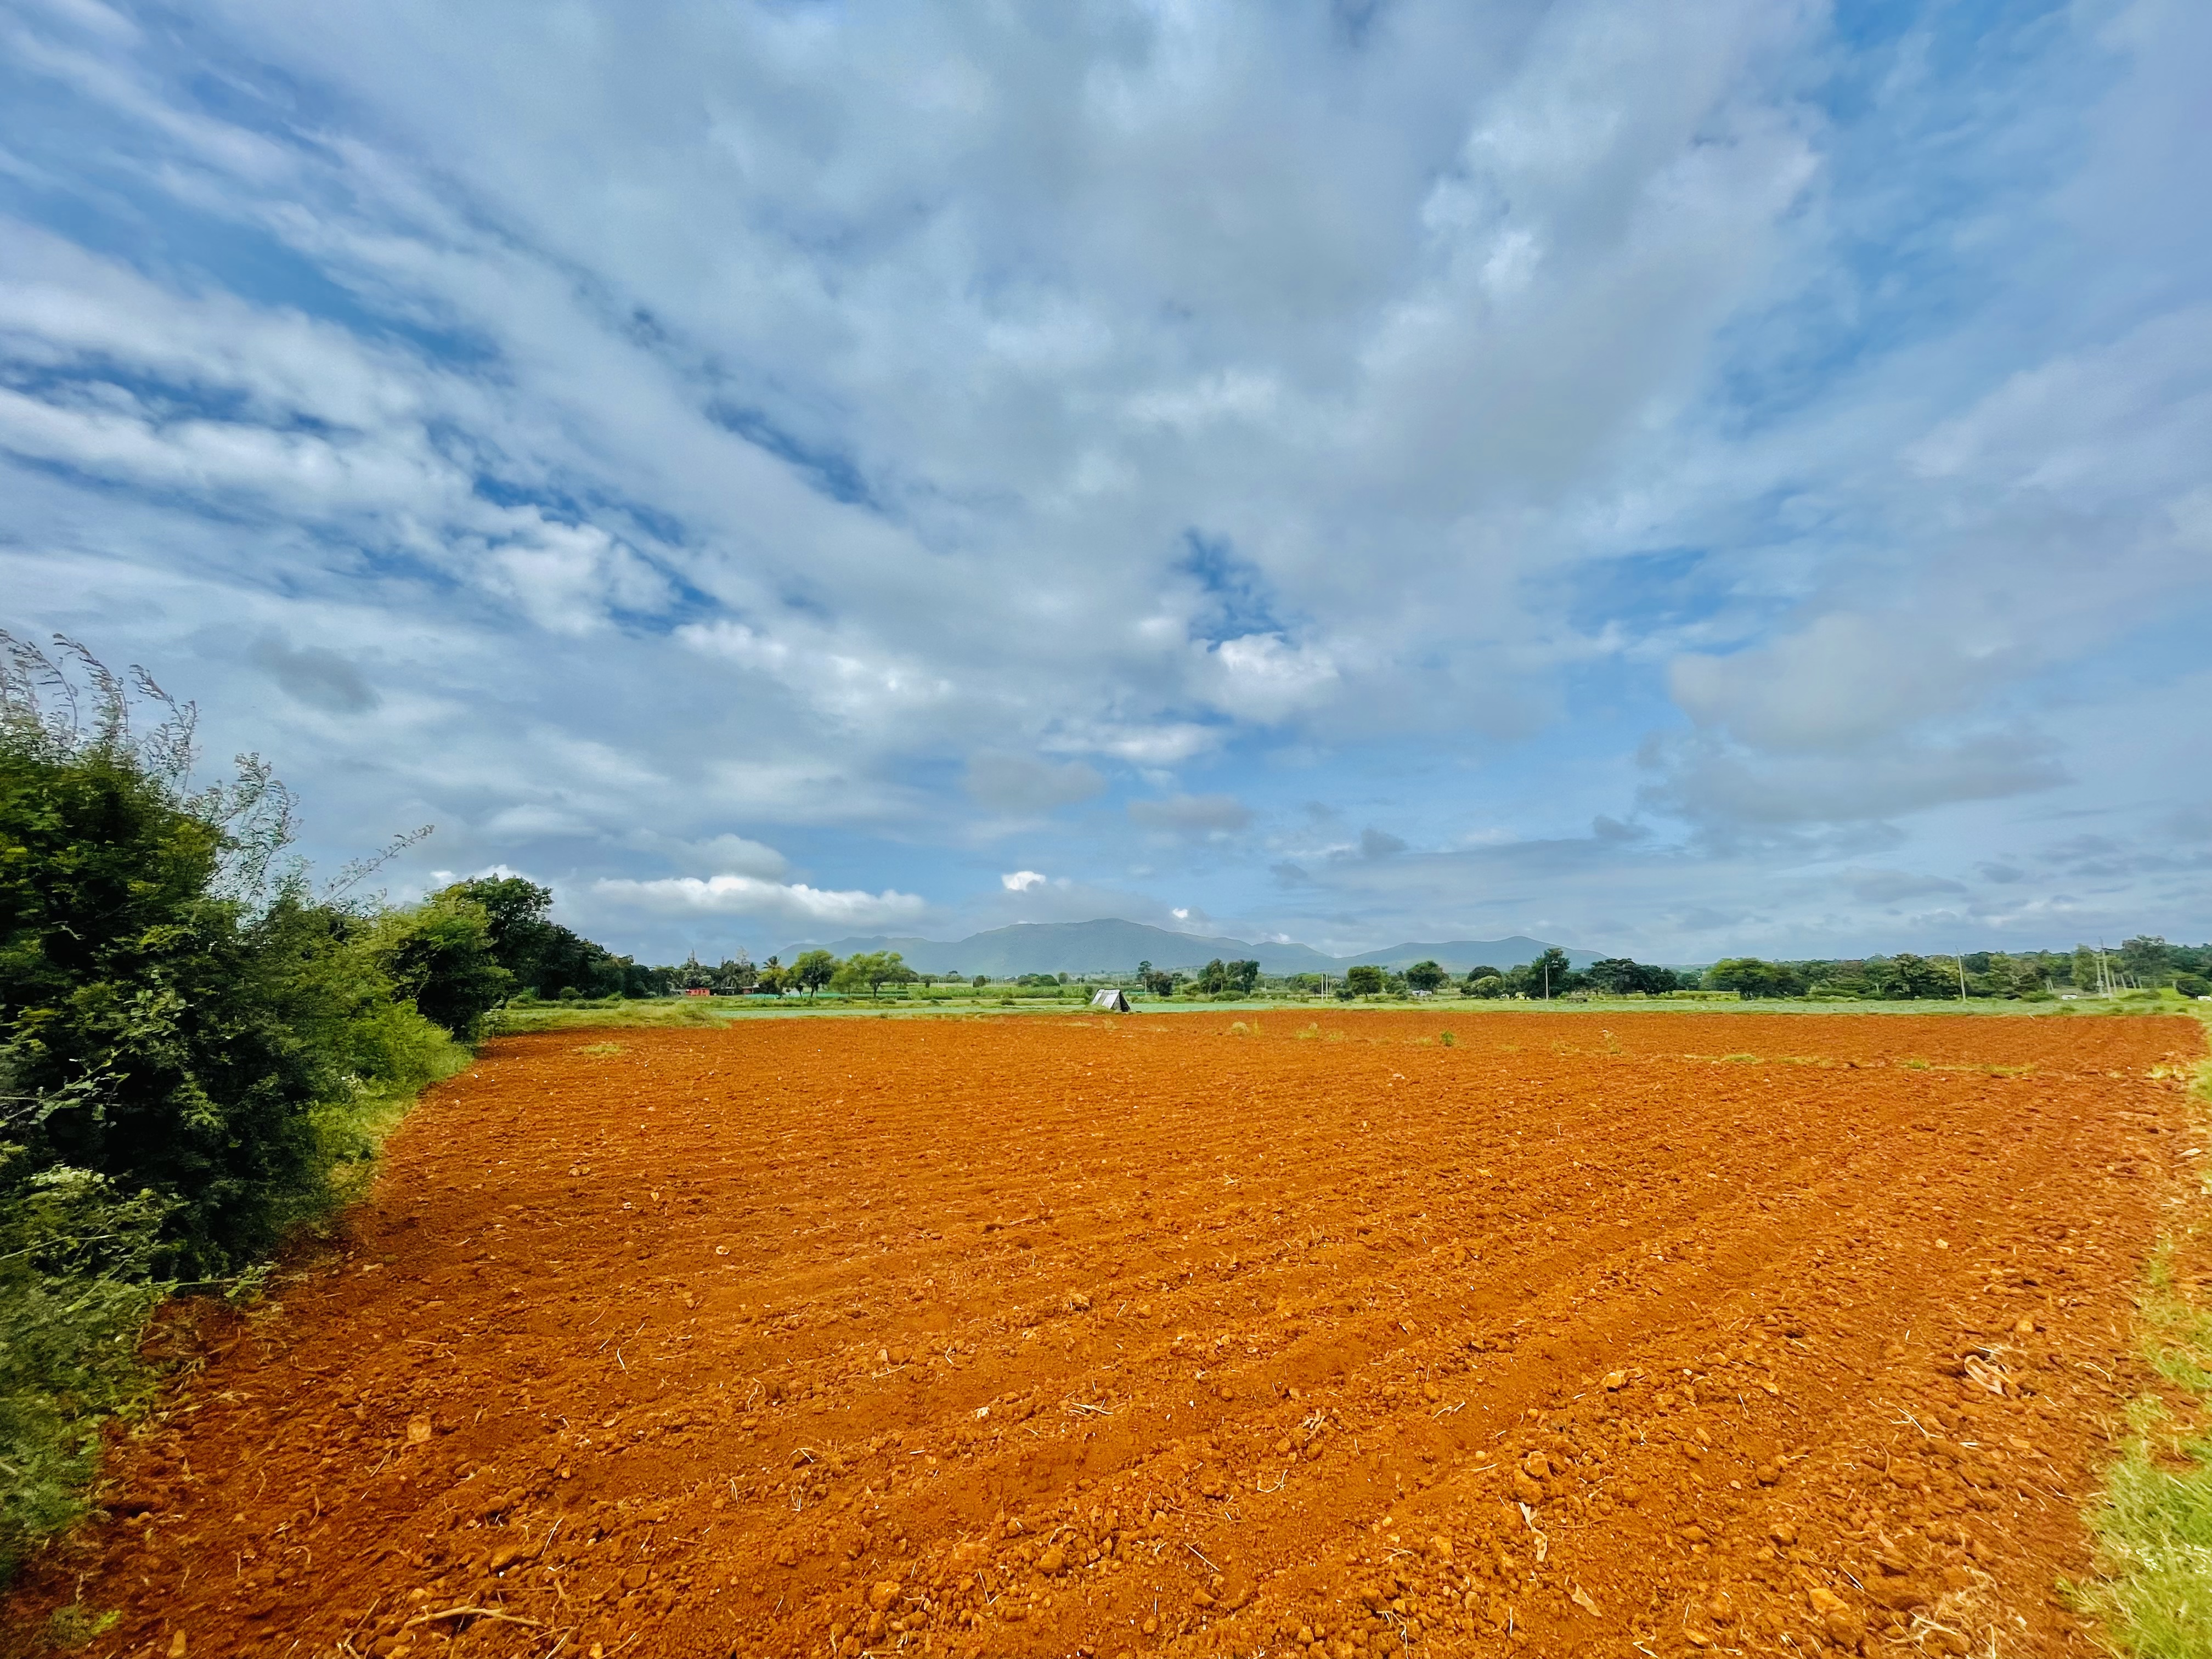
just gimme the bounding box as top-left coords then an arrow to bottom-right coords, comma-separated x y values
3,0 -> 2207,964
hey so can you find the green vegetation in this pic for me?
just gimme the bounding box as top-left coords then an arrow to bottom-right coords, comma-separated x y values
0,636 -> 500,1581
2070,1011 -> 2212,1656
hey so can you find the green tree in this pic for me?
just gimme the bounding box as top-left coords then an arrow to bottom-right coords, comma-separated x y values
2120,936 -> 2175,986
1706,958 -> 1802,999
834,951 -> 909,1000
366,893 -> 513,1036
1404,960 -> 1447,994
1345,964 -> 1385,996
1585,957 -> 1678,995
1527,947 -> 1573,998
1872,953 -> 1953,1000
791,950 -> 837,998
440,876 -> 552,975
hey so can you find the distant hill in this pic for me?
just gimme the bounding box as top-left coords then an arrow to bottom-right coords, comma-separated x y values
780,918 -> 1600,977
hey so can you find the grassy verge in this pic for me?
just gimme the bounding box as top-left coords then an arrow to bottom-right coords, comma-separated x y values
0,1032 -> 468,1589
486,989 -> 2204,1035
2067,1005 -> 2212,1655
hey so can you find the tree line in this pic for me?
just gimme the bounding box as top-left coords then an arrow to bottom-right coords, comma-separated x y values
1700,941 -> 2210,1000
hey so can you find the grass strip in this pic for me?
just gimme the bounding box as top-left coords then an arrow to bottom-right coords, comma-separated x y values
2069,1006 -> 2212,1657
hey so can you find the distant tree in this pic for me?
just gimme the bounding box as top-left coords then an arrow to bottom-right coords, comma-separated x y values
1462,964 -> 1502,989
755,956 -> 788,997
1195,958 -> 1228,995
711,955 -> 758,995
834,950 -> 909,1000
526,924 -> 627,999
1228,959 -> 1261,994
1404,960 -> 1446,994
2120,935 -> 2176,986
622,960 -> 677,997
441,876 -> 555,979
1871,953 -> 1954,1000
1584,957 -> 1679,995
1524,947 -> 1573,999
1462,975 -> 1506,999
368,893 -> 514,1036
792,949 -> 836,998
970,973 -> 989,989
1707,957 -> 1803,999
1345,964 -> 1385,996
2177,973 -> 2210,998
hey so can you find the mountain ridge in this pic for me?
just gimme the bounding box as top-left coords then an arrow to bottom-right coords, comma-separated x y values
775,918 -> 1602,977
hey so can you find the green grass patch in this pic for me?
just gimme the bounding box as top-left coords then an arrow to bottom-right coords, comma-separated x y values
2068,1008 -> 2212,1656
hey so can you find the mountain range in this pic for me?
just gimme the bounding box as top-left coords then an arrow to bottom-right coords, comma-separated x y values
776,918 -> 1602,978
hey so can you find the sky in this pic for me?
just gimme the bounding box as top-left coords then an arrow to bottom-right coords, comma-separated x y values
3,0 -> 2208,966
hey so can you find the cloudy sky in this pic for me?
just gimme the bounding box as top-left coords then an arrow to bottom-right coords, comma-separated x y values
4,0 -> 2208,964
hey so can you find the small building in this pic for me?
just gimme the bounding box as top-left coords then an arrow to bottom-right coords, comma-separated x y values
1090,986 -> 1132,1013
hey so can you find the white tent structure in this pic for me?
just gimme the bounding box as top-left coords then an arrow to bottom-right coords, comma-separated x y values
1090,986 -> 1132,1012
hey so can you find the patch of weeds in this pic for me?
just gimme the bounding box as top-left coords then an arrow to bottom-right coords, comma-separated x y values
1295,1024 -> 1319,1041
1440,1031 -> 1456,1047
575,1041 -> 625,1057
0,1165 -> 169,1584
1227,1021 -> 1256,1037
2067,1024 -> 2212,1656
44,1603 -> 120,1650
1900,1058 -> 1931,1070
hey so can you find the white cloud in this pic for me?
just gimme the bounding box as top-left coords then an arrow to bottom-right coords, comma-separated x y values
1000,870 -> 1047,891
672,835 -> 789,880
591,874 -> 927,930
0,0 -> 2204,957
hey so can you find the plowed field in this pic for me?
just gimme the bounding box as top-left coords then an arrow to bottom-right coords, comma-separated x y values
9,1011 -> 2205,1659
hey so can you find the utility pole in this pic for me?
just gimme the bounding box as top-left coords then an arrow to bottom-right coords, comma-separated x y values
1956,951 -> 1968,1002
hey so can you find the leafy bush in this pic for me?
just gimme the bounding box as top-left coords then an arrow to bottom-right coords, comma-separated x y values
366,893 -> 511,1039
0,635 -> 468,1580
0,1158 -> 167,1581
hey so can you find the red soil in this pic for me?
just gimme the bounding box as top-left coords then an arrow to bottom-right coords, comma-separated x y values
8,1011 -> 2204,1659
